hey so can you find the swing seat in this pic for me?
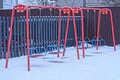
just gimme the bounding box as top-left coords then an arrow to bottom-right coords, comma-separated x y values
78,40 -> 92,49
29,47 -> 47,58
47,44 -> 64,54
47,44 -> 58,51
91,39 -> 106,46
47,43 -> 64,51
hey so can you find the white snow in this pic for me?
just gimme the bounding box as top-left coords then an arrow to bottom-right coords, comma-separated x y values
0,46 -> 120,80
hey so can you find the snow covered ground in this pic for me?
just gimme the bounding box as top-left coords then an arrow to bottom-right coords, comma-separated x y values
0,46 -> 120,80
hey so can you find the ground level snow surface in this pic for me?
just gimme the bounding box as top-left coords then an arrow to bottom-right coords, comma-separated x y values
0,46 -> 120,80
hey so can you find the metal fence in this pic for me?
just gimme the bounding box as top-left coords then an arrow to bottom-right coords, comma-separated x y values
1,7 -> 120,59
0,16 -> 81,59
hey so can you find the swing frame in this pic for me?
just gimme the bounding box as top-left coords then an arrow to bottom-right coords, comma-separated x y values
5,4 -> 63,71
77,8 -> 116,50
5,5 -> 116,71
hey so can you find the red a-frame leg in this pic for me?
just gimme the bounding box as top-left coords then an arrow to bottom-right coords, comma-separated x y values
62,7 -> 71,57
96,8 -> 116,51
5,4 -> 31,71
72,7 -> 85,59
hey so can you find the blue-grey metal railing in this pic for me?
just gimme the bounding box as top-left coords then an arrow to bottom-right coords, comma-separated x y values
0,16 -> 81,59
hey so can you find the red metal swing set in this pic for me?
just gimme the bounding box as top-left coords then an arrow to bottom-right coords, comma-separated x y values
5,4 -> 116,71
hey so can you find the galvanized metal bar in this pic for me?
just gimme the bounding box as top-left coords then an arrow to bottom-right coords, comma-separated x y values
6,17 -> 10,58
40,16 -> 43,46
4,17 -> 7,58
0,17 -> 2,59
38,9 -> 42,48
53,16 -> 56,50
50,16 -> 52,43
36,16 -> 39,47
55,16 -> 57,43
33,16 -> 35,48
63,16 -> 67,40
30,16 -> 32,47
38,16 -> 40,47
29,16 -> 32,48
61,16 -> 65,41
53,16 -> 55,43
45,16 -> 47,47
16,17 -> 20,57
47,16 -> 49,46
35,16 -> 38,47
48,16 -> 51,47
3,17 -> 7,58
19,16 -> 23,56
43,16 -> 46,47
55,16 -> 58,44
14,17 -> 17,57
23,16 -> 26,55
86,10 -> 89,37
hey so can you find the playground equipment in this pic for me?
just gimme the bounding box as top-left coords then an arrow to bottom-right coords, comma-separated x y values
78,9 -> 107,48
91,10 -> 106,47
5,5 -> 82,71
5,4 -> 116,71
5,4 -> 63,71
77,8 -> 116,50
78,9 -> 92,48
59,7 -> 85,59
96,8 -> 116,50
58,7 -> 71,58
71,7 -> 85,58
46,9 -> 63,54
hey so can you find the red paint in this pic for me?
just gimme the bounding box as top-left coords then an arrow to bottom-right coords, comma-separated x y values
62,7 -> 71,57
5,8 -> 15,69
96,10 -> 101,50
102,9 -> 108,15
57,9 -> 62,58
72,8 -> 80,59
108,9 -> 116,51
96,8 -> 116,51
26,7 -> 30,71
72,7 -> 85,59
5,5 -> 116,72
80,8 -> 85,58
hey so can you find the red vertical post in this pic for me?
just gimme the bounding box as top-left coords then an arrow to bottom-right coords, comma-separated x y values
108,9 -> 116,51
96,10 -> 101,50
72,8 -> 80,59
5,8 -> 15,68
26,7 -> 30,71
80,8 -> 85,58
57,9 -> 62,58
62,8 -> 71,57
